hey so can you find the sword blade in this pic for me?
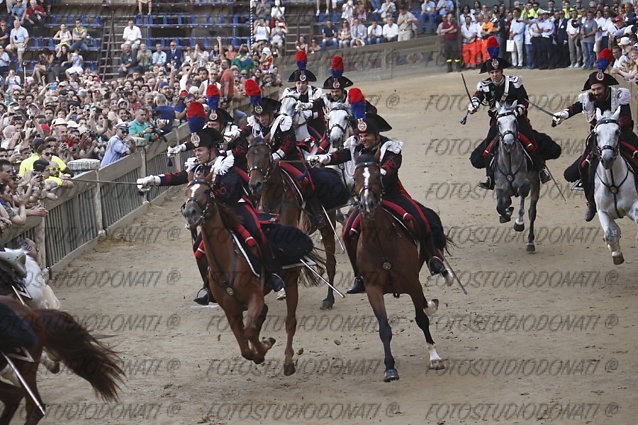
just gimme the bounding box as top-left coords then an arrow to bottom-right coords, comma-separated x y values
441,257 -> 468,295
321,206 -> 346,253
300,258 -> 345,298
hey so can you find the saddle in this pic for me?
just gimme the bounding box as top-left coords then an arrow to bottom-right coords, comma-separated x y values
346,200 -> 423,246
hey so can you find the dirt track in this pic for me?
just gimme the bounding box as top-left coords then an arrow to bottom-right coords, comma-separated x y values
11,69 -> 638,425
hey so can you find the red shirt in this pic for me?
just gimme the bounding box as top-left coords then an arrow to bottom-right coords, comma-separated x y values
219,69 -> 234,98
441,21 -> 458,41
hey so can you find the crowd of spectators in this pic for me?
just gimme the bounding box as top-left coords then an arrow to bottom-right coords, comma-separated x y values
0,12 -> 283,237
445,0 -> 637,78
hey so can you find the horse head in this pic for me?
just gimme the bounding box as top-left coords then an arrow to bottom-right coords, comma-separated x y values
328,105 -> 352,149
354,153 -> 382,219
594,107 -> 622,170
279,94 -> 298,118
182,168 -> 216,228
246,137 -> 272,200
496,101 -> 519,153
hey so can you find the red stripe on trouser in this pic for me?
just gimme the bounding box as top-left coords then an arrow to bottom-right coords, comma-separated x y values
195,241 -> 205,259
483,138 -> 497,157
344,210 -> 360,239
240,204 -> 265,244
403,195 -> 431,233
381,199 -> 413,222
279,162 -> 314,190
519,133 -> 537,152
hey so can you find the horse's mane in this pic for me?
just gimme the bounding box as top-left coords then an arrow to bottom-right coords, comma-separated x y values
356,153 -> 378,166
218,204 -> 242,229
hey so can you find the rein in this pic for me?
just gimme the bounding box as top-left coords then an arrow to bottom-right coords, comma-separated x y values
495,114 -> 526,190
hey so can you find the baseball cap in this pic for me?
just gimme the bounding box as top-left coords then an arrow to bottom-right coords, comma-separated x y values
158,81 -> 169,88
115,122 -> 129,130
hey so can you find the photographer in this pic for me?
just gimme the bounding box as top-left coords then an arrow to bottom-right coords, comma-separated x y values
153,93 -> 174,134
100,122 -> 136,167
128,107 -> 157,145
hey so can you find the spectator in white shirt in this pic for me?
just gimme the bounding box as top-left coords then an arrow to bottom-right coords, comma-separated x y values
380,0 -> 396,20
152,43 -> 166,67
350,17 -> 367,47
271,0 -> 285,23
461,15 -> 481,68
122,20 -> 141,51
367,20 -> 384,44
509,8 -> 526,67
383,16 -> 399,42
397,4 -> 419,41
609,44 -> 629,74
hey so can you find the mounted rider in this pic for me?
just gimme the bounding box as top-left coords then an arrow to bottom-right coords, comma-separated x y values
137,101 -> 284,305
240,79 -> 349,228
297,55 -> 353,152
280,50 -> 325,143
167,84 -> 248,171
468,37 -> 561,190
308,89 -> 443,294
554,48 -> 638,222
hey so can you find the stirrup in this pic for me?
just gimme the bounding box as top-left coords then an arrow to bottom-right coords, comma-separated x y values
539,168 -> 551,184
346,276 -> 365,294
193,288 -> 215,305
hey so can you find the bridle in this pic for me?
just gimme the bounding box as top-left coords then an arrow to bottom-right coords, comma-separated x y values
495,108 -> 527,188
183,177 -> 215,227
355,161 -> 381,213
328,104 -> 352,136
496,110 -> 518,143
593,117 -> 620,161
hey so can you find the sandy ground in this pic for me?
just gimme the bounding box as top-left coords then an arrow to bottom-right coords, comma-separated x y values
8,69 -> 638,425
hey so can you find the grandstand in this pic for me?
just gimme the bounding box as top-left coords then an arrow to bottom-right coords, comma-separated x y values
22,0 -> 341,80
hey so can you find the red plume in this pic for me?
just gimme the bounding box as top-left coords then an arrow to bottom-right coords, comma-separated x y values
244,79 -> 261,97
598,48 -> 613,63
347,88 -> 364,104
331,56 -> 344,71
486,36 -> 499,48
205,84 -> 220,98
186,101 -> 206,119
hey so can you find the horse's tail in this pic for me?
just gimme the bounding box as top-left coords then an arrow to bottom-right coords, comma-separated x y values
35,309 -> 124,402
421,206 -> 454,253
299,248 -> 327,287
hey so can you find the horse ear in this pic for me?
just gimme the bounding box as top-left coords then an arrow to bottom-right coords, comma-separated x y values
612,106 -> 621,121
595,108 -> 602,122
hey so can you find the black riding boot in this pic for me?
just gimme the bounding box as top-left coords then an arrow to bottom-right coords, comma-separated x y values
306,195 -> 326,228
261,242 -> 284,292
582,169 -> 597,222
478,166 -> 495,190
345,237 -> 365,294
194,256 -> 216,305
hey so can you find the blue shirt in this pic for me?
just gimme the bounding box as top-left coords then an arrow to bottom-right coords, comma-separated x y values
100,135 -> 130,167
154,105 -> 175,133
10,26 -> 28,44
11,4 -> 26,18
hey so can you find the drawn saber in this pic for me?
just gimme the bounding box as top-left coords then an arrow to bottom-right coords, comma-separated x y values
460,73 -> 474,125
441,256 -> 467,295
69,178 -> 140,185
525,99 -> 558,127
300,258 -> 345,298
544,164 -> 567,202
1,353 -> 46,416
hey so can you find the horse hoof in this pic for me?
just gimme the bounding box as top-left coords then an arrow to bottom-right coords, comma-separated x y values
513,222 -> 524,232
384,369 -> 399,382
283,363 -> 296,376
499,215 -> 511,223
320,297 -> 334,310
49,361 -> 61,374
526,244 -> 535,253
425,299 -> 439,317
429,360 -> 445,370
613,253 -> 624,265
263,337 -> 276,349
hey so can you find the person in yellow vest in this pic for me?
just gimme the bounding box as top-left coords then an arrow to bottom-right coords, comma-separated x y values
18,138 -> 68,177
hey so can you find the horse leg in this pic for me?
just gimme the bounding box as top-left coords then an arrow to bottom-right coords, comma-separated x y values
410,291 -> 443,370
282,270 -> 300,376
627,204 -> 638,247
365,286 -> 398,382
0,382 -> 23,425
21,365 -> 45,425
435,248 -> 454,286
527,183 -> 539,252
320,214 -> 337,310
514,195 -> 525,232
243,294 -> 275,364
223,310 -> 254,362
495,189 -> 512,223
598,211 -> 623,264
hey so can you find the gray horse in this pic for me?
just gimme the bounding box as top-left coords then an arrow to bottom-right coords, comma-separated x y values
492,101 -> 540,252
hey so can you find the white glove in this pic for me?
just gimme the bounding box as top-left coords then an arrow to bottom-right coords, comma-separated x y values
295,102 -> 313,111
307,154 -> 331,165
184,157 -> 198,172
136,175 -> 160,191
552,110 -> 569,125
515,104 -> 526,117
467,97 -> 480,114
224,128 -> 240,143
167,144 -> 186,156
271,149 -> 285,161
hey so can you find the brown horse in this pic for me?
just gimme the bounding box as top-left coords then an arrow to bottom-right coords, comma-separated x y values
246,139 -> 338,310
182,170 -> 278,367
352,155 -> 446,382
0,296 -> 123,425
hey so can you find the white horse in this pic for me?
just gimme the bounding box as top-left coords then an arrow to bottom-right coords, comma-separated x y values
326,104 -> 352,150
592,107 -> 638,265
493,101 -> 540,252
